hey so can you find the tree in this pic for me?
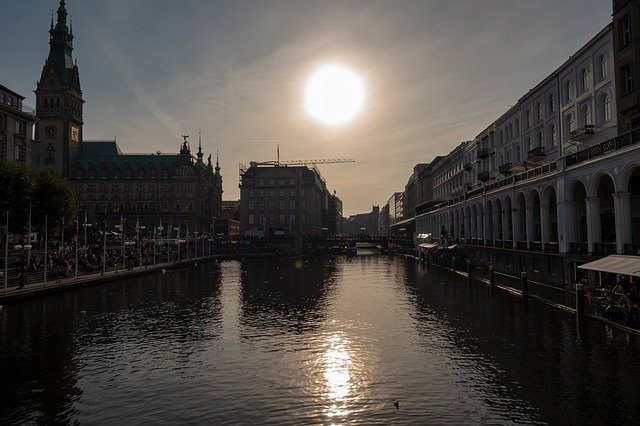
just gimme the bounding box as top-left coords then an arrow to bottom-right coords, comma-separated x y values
0,160 -> 76,234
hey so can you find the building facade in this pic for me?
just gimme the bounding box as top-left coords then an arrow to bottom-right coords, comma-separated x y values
0,85 -> 38,166
73,137 -> 223,234
239,164 -> 329,236
327,191 -> 344,234
416,21 -> 634,286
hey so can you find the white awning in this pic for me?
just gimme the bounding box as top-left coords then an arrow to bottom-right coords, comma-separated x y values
577,255 -> 640,277
419,243 -> 437,249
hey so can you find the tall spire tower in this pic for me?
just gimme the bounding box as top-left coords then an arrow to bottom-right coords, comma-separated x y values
34,0 -> 84,178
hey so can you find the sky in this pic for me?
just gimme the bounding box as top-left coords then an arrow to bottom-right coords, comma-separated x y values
1,0 -> 612,215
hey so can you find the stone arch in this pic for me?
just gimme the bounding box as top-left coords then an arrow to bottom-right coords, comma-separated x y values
515,192 -> 527,243
589,170 -> 618,198
477,202 -> 484,241
527,189 -> 542,242
493,197 -> 503,241
595,173 -> 617,251
502,194 -> 513,242
568,180 -> 588,248
484,199 -> 494,243
625,165 -> 640,252
542,185 -> 559,245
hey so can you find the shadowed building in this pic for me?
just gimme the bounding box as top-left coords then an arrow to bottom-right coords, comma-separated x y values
72,137 -> 222,233
0,85 -> 38,166
239,163 -> 329,236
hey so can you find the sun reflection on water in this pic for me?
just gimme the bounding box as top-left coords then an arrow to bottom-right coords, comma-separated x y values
323,333 -> 352,417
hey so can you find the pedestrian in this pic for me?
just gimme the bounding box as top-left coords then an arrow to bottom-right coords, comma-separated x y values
18,271 -> 27,289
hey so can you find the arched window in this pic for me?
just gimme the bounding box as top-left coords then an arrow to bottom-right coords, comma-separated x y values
549,93 -> 555,113
582,104 -> 591,126
537,102 -> 543,121
550,124 -> 557,147
580,68 -> 589,92
537,131 -> 543,147
516,145 -> 521,162
515,119 -> 520,135
599,54 -> 608,79
499,130 -> 503,145
602,93 -> 611,122
566,112 -> 575,132
525,110 -> 531,128
526,137 -> 532,151
506,150 -> 511,163
566,81 -> 573,102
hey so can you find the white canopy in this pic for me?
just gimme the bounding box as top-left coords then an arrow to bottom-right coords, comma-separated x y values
577,255 -> 640,277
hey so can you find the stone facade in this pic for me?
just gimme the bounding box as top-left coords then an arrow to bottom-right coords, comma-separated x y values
239,164 -> 328,236
0,85 -> 38,166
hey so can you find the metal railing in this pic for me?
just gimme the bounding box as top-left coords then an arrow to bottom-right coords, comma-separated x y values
569,242 -> 588,254
593,242 -> 617,256
566,128 -> 640,167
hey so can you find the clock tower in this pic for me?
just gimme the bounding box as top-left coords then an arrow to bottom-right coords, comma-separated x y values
34,0 -> 84,177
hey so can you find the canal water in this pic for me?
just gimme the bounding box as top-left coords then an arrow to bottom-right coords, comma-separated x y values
2,253 -> 640,424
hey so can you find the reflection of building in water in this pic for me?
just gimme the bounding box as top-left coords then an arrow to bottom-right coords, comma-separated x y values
238,258 -> 338,331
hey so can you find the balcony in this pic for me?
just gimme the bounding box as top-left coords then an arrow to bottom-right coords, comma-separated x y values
570,242 -> 588,254
485,239 -> 494,247
463,162 -> 472,171
0,99 -> 36,116
498,163 -> 513,175
516,240 -> 528,251
527,146 -> 546,162
477,148 -> 489,160
624,243 -> 640,255
566,128 -> 640,167
569,125 -> 594,143
544,242 -> 559,253
593,242 -> 617,256
465,182 -> 473,190
478,170 -> 490,181
529,241 -> 542,252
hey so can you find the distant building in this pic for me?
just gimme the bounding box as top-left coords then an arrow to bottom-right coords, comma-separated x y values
0,84 -> 38,167
221,200 -> 240,221
239,163 -> 329,236
343,205 -> 379,235
327,191 -> 343,234
403,163 -> 429,219
72,137 -> 222,234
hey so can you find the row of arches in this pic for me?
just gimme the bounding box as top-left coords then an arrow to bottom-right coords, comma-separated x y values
423,165 -> 640,254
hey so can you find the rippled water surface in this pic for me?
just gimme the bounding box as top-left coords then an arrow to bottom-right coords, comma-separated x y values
2,254 -> 640,424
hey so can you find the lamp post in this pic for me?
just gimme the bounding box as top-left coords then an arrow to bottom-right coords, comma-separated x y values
139,225 -> 146,267
3,211 -> 8,292
174,226 -> 180,262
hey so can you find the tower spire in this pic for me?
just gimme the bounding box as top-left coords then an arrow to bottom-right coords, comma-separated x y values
196,130 -> 204,163
56,0 -> 68,30
215,150 -> 220,174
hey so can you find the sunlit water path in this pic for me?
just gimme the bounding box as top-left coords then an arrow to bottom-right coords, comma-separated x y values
2,254 -> 640,424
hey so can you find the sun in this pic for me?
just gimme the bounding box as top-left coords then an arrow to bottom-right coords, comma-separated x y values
305,64 -> 365,126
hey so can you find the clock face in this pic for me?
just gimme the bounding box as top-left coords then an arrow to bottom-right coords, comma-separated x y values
44,124 -> 57,139
71,126 -> 79,142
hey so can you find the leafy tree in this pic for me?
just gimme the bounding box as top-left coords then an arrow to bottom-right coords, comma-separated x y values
0,160 -> 76,235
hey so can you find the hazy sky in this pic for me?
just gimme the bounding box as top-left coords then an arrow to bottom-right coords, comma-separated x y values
2,0 -> 611,215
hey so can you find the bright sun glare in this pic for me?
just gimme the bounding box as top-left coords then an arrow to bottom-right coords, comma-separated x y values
306,64 -> 365,126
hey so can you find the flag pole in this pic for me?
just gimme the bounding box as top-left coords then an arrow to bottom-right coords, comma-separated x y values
120,215 -> 125,270
102,219 -> 107,275
44,215 -> 48,286
3,211 -> 8,292
74,217 -> 79,279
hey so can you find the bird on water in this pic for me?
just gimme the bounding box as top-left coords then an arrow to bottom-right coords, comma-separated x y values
394,399 -> 399,410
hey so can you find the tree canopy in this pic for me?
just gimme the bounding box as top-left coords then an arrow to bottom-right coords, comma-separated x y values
0,160 -> 76,232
